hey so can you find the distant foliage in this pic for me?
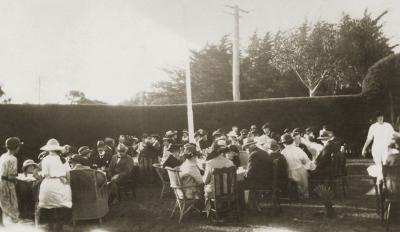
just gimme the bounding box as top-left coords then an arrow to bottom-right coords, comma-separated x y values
0,85 -> 12,104
138,9 -> 394,105
65,90 -> 107,105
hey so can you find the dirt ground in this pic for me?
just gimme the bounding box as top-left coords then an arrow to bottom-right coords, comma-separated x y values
3,159 -> 400,232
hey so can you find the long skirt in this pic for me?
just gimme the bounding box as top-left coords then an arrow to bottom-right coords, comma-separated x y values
0,181 -> 19,222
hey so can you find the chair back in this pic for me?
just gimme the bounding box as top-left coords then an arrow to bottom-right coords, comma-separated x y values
211,166 -> 237,198
383,165 -> 400,201
153,163 -> 169,184
330,151 -> 347,178
139,156 -> 159,172
165,167 -> 185,199
138,156 -> 158,183
70,168 -> 108,220
239,151 -> 249,167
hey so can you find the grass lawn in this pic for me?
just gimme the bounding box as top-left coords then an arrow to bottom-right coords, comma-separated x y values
5,159 -> 400,232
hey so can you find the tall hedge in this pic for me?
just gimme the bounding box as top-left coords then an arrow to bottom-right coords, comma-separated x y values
0,95 -> 371,160
362,53 -> 400,99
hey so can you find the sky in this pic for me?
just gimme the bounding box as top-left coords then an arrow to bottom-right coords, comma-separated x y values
0,0 -> 399,104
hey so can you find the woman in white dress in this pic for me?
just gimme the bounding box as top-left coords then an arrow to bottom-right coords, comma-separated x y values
38,138 -> 72,231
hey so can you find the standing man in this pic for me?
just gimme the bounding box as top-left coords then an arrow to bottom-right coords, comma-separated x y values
362,111 -> 394,166
0,137 -> 23,225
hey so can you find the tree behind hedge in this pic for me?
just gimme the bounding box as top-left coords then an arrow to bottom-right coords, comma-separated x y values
138,10 -> 395,105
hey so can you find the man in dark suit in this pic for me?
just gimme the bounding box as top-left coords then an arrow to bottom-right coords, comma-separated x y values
267,140 -> 288,197
243,138 -> 276,211
108,143 -> 134,203
312,130 -> 341,182
90,140 -> 113,170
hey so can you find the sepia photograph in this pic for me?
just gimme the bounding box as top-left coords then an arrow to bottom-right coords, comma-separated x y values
0,0 -> 399,231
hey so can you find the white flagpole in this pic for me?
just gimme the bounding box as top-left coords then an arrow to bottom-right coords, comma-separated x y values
182,0 -> 195,143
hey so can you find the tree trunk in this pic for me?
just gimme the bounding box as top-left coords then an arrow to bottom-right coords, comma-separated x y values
309,88 -> 315,97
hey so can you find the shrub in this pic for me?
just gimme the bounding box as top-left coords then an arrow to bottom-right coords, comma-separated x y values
362,53 -> 400,100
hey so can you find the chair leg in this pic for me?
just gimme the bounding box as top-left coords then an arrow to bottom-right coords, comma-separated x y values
170,202 -> 178,218
386,202 -> 391,231
160,184 -> 166,200
178,202 -> 185,224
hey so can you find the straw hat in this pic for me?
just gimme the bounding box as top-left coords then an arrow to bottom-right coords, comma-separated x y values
78,146 -> 93,156
318,131 -> 333,141
41,138 -> 63,151
22,159 -> 38,171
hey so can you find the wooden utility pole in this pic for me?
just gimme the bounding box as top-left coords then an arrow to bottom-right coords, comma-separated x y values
225,5 -> 248,101
182,0 -> 195,142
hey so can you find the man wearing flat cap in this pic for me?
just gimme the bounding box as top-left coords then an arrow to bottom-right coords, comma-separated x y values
0,137 -> 24,223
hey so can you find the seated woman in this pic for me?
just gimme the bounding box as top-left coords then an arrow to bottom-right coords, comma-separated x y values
179,143 -> 204,200
203,139 -> 234,198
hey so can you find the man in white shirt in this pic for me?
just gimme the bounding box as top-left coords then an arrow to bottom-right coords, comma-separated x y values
281,133 -> 314,199
362,111 -> 394,165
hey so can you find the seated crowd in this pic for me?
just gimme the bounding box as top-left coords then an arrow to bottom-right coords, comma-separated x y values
0,123 -> 351,229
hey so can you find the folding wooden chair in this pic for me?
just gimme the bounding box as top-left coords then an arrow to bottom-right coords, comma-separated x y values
166,167 -> 202,223
153,163 -> 171,199
208,166 -> 240,221
382,165 -> 400,231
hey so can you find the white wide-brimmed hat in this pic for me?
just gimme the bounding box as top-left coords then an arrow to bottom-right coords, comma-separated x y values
41,138 -> 63,151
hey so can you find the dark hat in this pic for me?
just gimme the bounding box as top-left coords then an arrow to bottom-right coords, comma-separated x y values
318,131 -> 333,140
78,146 -> 92,156
242,137 -> 257,150
5,137 -> 23,150
97,140 -> 105,148
281,133 -> 294,145
212,130 -> 222,137
262,123 -> 271,129
229,145 -> 240,153
70,154 -> 90,166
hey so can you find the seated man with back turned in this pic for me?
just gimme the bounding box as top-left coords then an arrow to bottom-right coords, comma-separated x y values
108,143 -> 134,203
242,137 -> 274,211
